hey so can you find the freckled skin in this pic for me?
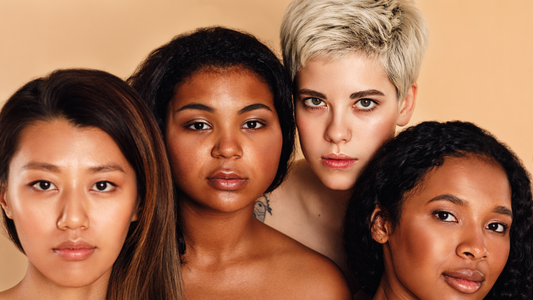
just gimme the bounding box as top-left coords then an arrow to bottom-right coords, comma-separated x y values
0,120 -> 138,299
374,156 -> 512,300
260,53 -> 416,291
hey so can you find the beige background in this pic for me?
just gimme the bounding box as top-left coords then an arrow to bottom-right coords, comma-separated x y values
1,0 -> 532,289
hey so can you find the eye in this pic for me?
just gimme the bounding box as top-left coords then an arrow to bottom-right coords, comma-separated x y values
486,222 -> 507,233
31,181 -> 58,191
303,98 -> 326,108
187,121 -> 211,131
242,120 -> 264,129
355,99 -> 377,110
90,181 -> 115,192
434,211 -> 457,222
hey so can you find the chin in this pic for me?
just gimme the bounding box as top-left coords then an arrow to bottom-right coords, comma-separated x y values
320,176 -> 356,191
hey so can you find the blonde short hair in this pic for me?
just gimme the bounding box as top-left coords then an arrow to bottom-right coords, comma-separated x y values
281,0 -> 429,100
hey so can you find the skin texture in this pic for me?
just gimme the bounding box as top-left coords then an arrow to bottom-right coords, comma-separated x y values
259,53 -> 416,292
372,155 -> 512,300
0,120 -> 138,300
166,67 -> 351,300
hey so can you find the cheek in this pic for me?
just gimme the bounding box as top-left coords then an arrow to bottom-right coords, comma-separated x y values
295,109 -> 323,153
487,238 -> 510,279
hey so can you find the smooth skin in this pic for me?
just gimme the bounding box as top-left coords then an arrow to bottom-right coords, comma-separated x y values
372,155 -> 512,300
166,67 -> 351,300
0,120 -> 138,300
260,53 -> 416,283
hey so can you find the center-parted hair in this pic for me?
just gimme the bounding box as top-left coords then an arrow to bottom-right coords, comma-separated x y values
128,26 -> 295,195
281,0 -> 428,100
0,69 -> 183,300
343,121 -> 533,299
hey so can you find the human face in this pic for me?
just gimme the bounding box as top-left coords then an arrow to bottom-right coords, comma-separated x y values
165,67 -> 282,213
378,156 -> 512,300
295,53 -> 415,190
0,120 -> 138,288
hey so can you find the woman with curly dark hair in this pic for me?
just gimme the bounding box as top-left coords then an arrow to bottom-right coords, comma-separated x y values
129,27 -> 351,299
344,121 -> 533,300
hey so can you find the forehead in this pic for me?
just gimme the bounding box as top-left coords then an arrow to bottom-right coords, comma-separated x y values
405,155 -> 512,212
296,52 -> 394,95
169,67 -> 274,110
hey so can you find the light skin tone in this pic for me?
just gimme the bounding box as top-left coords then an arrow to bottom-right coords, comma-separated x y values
0,120 -> 138,300
257,52 -> 416,286
371,155 -> 512,300
166,66 -> 351,299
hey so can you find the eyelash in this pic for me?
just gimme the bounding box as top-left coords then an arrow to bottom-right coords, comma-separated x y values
186,120 -> 265,131
301,97 -> 378,112
433,210 -> 510,234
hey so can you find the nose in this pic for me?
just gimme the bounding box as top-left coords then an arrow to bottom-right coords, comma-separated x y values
456,227 -> 488,260
324,110 -> 351,144
211,128 -> 243,159
56,188 -> 90,230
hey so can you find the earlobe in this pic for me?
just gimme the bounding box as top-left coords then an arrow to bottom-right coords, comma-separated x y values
396,83 -> 417,127
0,186 -> 13,219
370,205 -> 390,244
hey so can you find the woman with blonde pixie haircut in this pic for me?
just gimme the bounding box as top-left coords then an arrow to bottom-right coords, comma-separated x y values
255,0 -> 428,294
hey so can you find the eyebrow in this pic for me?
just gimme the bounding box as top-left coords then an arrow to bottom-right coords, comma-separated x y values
298,89 -> 326,99
238,103 -> 272,114
298,89 -> 385,100
89,164 -> 125,174
427,194 -> 465,206
350,89 -> 385,99
22,162 -> 60,173
428,194 -> 513,219
22,162 -> 124,174
177,103 -> 214,113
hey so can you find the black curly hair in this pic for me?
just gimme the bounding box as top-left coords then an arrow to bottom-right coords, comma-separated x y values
344,121 -> 533,299
128,26 -> 295,195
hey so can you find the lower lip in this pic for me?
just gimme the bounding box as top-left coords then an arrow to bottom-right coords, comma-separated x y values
444,275 -> 482,294
208,178 -> 247,190
53,248 -> 95,261
321,158 -> 357,169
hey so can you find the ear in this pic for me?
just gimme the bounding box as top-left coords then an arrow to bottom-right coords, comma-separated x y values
0,185 -> 13,219
370,205 -> 391,244
396,83 -> 417,127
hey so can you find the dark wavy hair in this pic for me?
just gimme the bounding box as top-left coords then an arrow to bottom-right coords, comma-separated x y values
128,26 -> 295,196
344,121 -> 533,299
0,69 -> 183,299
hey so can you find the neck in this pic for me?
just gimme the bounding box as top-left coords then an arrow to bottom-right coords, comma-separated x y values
10,262 -> 108,300
180,198 -> 259,264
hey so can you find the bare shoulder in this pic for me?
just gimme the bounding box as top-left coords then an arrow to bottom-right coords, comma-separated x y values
263,224 -> 352,300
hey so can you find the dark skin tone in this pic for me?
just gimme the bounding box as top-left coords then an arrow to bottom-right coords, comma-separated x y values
166,67 -> 351,299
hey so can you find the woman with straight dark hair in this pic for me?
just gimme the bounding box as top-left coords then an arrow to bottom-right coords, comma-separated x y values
344,121 -> 533,299
0,69 -> 183,300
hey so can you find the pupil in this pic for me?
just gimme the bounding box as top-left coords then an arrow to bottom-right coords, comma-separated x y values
361,99 -> 370,107
439,212 -> 448,220
194,123 -> 203,130
39,182 -> 50,190
312,98 -> 321,105
97,182 -> 107,190
248,121 -> 257,128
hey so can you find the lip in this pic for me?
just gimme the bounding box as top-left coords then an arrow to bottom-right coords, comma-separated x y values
53,240 -> 96,261
320,154 -> 357,169
207,170 -> 247,191
443,269 -> 485,294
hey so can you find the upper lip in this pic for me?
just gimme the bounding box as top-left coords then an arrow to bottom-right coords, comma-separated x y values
53,239 -> 95,251
207,170 -> 245,180
321,153 -> 356,160
443,269 -> 485,282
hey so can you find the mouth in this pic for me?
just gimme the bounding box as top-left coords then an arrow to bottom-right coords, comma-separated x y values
320,154 -> 357,169
207,171 -> 247,191
53,240 -> 96,261
443,270 -> 485,294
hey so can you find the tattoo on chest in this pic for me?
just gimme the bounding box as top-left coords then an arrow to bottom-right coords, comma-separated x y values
253,195 -> 272,222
